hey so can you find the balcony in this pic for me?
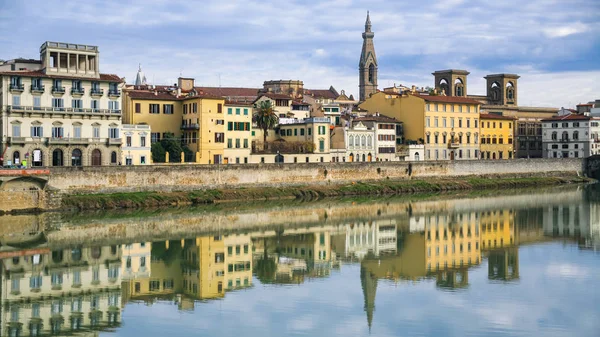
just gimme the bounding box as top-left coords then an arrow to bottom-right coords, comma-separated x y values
71,87 -> 85,96
90,88 -> 104,97
9,83 -> 24,93
7,105 -> 121,117
108,138 -> 122,145
560,138 -> 570,143
108,89 -> 121,98
47,137 -> 91,145
181,123 -> 200,130
448,142 -> 460,149
8,136 -> 26,144
30,85 -> 45,93
52,86 -> 65,94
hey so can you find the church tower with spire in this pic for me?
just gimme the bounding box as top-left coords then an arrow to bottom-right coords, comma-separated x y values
359,11 -> 378,102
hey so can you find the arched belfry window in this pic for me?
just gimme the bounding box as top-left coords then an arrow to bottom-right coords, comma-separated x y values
439,79 -> 449,96
368,64 -> 375,83
454,78 -> 464,97
506,82 -> 515,101
491,82 -> 501,101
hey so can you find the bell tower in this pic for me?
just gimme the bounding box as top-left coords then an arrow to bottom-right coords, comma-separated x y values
359,11 -> 378,102
485,74 -> 520,106
432,69 -> 470,96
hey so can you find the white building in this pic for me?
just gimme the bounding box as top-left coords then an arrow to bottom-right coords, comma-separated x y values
0,41 -> 124,167
541,114 -> 600,158
352,115 -> 400,162
121,124 -> 151,165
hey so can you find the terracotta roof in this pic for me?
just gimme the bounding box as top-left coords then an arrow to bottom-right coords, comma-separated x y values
304,88 -> 338,99
479,113 -> 516,120
260,92 -> 292,100
0,69 -> 122,82
541,114 -> 590,122
292,101 -> 310,106
414,94 -> 481,104
225,101 -> 253,107
354,114 -> 400,123
126,89 -> 224,101
195,86 -> 259,98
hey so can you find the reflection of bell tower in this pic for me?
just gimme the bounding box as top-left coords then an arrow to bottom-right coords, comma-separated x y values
485,74 -> 520,106
488,247 -> 520,281
432,69 -> 470,96
359,11 -> 378,102
361,266 -> 377,331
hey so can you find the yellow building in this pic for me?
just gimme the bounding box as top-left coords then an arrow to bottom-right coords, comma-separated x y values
480,209 -> 516,251
122,90 -> 182,145
479,113 -> 516,160
360,91 -> 481,160
182,96 -> 226,164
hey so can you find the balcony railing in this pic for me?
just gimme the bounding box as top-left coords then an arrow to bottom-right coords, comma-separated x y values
108,138 -> 122,145
30,85 -> 45,93
10,83 -> 24,92
7,105 -> 121,116
90,88 -> 104,96
108,89 -> 121,97
448,142 -> 460,148
71,87 -> 85,95
181,123 -> 200,130
52,86 -> 65,94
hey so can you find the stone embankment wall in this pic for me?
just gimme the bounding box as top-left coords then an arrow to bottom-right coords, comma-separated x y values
45,158 -> 585,193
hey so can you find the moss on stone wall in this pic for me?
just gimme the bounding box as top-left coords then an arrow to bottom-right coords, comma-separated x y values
61,174 -> 592,211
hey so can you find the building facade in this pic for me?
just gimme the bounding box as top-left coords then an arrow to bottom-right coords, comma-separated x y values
541,114 -> 600,158
479,113 -> 516,160
0,41 -> 124,167
121,124 -> 151,165
359,12 -> 378,102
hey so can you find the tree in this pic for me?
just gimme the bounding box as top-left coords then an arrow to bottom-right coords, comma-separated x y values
151,142 -> 166,163
160,133 -> 184,162
253,100 -> 279,145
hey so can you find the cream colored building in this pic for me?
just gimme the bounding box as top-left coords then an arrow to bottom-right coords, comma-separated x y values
121,124 -> 151,165
122,242 -> 151,280
224,102 -> 252,164
0,41 -> 124,167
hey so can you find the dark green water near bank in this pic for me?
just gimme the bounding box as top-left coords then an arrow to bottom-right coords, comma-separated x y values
1,184 -> 599,337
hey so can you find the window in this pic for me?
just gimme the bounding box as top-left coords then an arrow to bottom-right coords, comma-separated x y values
217,103 -> 223,113
215,133 -> 224,143
52,126 -> 64,138
163,104 -> 174,114
151,132 -> 160,143
12,95 -> 21,107
243,138 -> 249,148
31,125 -> 43,137
235,138 -> 240,148
135,103 -> 141,113
150,280 -> 160,291
72,99 -> 83,109
126,136 -> 132,147
149,104 -> 160,114
227,138 -> 232,148
91,99 -> 99,110
236,108 -> 240,115
140,136 -> 146,147
244,108 -> 249,115
109,127 -> 119,139
108,100 -> 119,111
227,107 -> 233,114
52,98 -> 64,109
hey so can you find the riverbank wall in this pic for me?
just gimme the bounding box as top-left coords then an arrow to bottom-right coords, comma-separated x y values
0,158 -> 595,213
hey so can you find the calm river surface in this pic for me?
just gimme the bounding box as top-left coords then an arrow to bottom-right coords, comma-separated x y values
1,185 -> 599,337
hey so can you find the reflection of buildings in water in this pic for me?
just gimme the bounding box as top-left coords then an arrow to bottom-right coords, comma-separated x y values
514,208 -> 546,244
252,227 -> 337,284
1,246 -> 122,336
123,234 -> 253,310
334,220 -> 398,261
122,242 -> 151,280
542,203 -> 591,238
488,247 -> 519,281
480,209 -> 516,250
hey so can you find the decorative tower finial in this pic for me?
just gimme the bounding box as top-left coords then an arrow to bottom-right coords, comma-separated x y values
365,11 -> 371,32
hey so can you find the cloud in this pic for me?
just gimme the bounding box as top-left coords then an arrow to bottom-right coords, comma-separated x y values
543,22 -> 590,38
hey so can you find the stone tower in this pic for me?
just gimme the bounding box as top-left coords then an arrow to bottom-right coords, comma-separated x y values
432,69 -> 470,96
359,11 -> 378,102
485,74 -> 520,106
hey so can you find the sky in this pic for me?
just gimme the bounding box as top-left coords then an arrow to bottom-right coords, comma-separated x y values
0,0 -> 599,108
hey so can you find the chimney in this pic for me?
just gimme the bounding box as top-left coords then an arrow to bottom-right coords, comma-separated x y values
178,77 -> 194,91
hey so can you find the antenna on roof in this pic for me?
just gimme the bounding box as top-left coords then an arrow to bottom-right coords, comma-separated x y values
218,73 -> 221,88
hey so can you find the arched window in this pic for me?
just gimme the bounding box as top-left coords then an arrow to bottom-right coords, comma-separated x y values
72,149 -> 82,166
32,149 -> 43,167
367,136 -> 372,147
415,152 -> 420,161
454,78 -> 464,97
52,149 -> 63,166
573,131 -> 579,140
349,135 -> 354,148
12,151 -> 20,165
552,132 -> 558,140
439,79 -> 449,96
491,82 -> 501,101
111,151 -> 118,164
368,64 -> 375,83
562,131 -> 569,141
361,135 -> 366,147
91,149 -> 102,166
506,82 -> 515,101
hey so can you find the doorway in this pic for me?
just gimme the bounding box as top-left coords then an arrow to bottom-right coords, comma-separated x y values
91,149 -> 102,166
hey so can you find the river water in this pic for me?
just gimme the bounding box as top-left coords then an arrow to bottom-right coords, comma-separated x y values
1,185 -> 599,337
